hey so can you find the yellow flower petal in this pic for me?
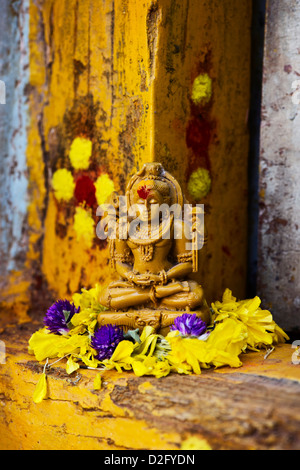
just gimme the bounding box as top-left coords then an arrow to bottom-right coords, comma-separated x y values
33,373 -> 48,404
132,357 -> 170,378
222,288 -> 236,303
207,318 -> 247,358
29,329 -> 91,363
28,329 -> 66,362
66,356 -> 80,375
93,373 -> 102,390
110,340 -> 135,362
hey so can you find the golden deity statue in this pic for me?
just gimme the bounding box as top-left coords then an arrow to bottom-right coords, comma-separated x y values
98,163 -> 210,334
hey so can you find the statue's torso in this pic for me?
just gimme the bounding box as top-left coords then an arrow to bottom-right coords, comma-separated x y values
127,236 -> 173,274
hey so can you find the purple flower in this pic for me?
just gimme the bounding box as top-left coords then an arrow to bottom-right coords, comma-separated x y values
170,313 -> 207,337
91,325 -> 124,361
43,299 -> 80,335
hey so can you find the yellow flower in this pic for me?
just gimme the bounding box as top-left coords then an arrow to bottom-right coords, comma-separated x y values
71,284 -> 106,334
211,289 -> 289,351
103,340 -> 135,372
132,357 -> 170,378
69,137 -> 92,170
95,174 -> 115,206
28,328 -> 67,361
187,167 -> 211,201
191,73 -> 212,106
28,328 -> 91,362
52,169 -> 75,201
166,318 -> 245,375
133,326 -> 158,357
73,206 -> 95,248
205,318 -> 247,367
72,284 -> 103,311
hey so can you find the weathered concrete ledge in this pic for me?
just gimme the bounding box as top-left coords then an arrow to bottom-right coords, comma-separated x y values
1,321 -> 300,450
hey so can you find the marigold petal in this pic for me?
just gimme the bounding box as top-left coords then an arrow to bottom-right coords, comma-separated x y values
93,373 -> 102,390
66,356 -> 80,375
33,373 -> 48,404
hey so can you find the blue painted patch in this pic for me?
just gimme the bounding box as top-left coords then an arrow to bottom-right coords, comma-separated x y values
0,0 -> 30,275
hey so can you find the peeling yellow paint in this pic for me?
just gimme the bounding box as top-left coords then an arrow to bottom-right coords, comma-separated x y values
42,194 -> 112,299
100,383 -> 132,418
138,381 -> 155,394
4,0 -> 252,314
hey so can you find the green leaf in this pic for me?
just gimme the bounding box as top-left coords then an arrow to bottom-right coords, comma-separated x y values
63,310 -> 71,323
124,328 -> 141,344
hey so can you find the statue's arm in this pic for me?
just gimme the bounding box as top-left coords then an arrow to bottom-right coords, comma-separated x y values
110,238 -> 135,281
166,220 -> 194,281
115,260 -> 135,282
166,261 -> 193,281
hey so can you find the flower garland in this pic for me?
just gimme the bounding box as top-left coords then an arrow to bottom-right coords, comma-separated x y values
28,286 -> 289,403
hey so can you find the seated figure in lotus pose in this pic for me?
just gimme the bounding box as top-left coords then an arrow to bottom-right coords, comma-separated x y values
98,162 -> 210,333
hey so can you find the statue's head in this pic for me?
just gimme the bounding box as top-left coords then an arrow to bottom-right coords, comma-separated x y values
126,163 -> 183,224
127,163 -> 183,204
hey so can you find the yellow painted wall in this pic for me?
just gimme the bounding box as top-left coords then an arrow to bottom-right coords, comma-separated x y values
1,0 -> 252,316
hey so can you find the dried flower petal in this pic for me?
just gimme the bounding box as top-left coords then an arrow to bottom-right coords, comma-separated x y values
93,373 -> 102,390
33,373 -> 47,404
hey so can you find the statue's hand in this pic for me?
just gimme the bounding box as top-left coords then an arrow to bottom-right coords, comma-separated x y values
126,271 -> 138,284
134,273 -> 161,286
126,271 -> 153,286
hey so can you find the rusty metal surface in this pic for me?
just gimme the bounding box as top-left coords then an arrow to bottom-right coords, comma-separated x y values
258,0 -> 300,332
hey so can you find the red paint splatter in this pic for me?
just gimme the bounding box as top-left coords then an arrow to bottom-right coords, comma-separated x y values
137,185 -> 151,200
222,245 -> 232,257
185,53 -> 216,181
186,117 -> 212,175
186,117 -> 212,158
75,175 -> 96,207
